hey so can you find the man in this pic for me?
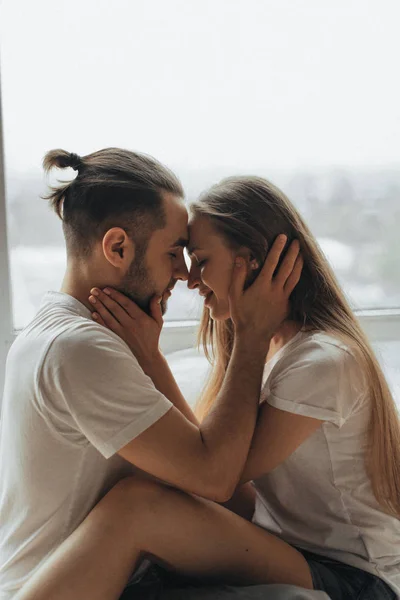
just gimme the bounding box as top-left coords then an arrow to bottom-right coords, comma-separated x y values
0,147 -> 306,600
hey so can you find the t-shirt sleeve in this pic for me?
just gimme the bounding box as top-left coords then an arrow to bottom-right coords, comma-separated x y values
264,339 -> 366,427
39,323 -> 173,458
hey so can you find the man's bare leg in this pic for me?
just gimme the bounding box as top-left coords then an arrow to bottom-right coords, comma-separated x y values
16,477 -> 313,600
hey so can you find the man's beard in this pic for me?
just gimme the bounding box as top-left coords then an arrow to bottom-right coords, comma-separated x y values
118,256 -> 169,316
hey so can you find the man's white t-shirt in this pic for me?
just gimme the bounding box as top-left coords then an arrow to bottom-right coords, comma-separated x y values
252,330 -> 400,597
0,292 -> 173,599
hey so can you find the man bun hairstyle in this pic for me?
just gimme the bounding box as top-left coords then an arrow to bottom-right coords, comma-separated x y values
43,149 -> 82,174
42,147 -> 184,258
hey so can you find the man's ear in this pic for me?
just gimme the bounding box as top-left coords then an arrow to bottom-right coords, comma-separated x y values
102,227 -> 135,269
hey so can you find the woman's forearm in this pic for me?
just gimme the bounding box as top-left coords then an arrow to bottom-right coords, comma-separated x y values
140,353 -> 199,426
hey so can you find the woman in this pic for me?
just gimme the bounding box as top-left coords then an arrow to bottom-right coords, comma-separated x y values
186,176 -> 400,598
16,177 -> 400,600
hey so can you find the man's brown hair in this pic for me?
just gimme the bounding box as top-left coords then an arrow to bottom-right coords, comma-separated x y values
43,147 -> 184,258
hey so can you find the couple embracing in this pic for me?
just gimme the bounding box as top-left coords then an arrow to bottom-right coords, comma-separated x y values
1,147 -> 399,600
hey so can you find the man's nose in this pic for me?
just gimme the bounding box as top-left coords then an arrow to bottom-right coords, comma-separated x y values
187,264 -> 201,290
174,256 -> 189,282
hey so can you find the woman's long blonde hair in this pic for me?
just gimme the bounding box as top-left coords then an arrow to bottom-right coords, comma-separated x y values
192,175 -> 400,518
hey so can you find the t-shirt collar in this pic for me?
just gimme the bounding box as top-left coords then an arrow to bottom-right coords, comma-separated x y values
41,291 -> 92,320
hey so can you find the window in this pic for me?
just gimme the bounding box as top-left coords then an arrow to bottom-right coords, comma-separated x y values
1,1 -> 400,403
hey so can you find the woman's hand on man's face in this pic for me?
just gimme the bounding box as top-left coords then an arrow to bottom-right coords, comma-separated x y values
229,235 -> 303,349
88,288 -> 164,368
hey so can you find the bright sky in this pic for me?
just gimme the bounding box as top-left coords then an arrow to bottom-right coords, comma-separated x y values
1,0 -> 399,174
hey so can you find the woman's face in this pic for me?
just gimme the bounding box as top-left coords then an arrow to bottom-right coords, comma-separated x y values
188,215 -> 246,321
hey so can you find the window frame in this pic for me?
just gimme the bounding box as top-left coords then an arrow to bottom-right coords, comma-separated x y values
0,75 -> 13,402
1,71 -> 400,404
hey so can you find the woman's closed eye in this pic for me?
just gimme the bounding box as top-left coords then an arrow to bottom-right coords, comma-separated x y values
191,257 -> 207,270
190,254 -> 205,269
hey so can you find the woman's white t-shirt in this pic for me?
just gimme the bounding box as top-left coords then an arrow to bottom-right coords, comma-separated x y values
252,330 -> 400,597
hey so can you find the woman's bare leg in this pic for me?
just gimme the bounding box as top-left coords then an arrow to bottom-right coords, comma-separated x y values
16,477 -> 313,600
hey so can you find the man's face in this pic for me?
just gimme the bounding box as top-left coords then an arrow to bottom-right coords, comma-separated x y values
119,193 -> 189,315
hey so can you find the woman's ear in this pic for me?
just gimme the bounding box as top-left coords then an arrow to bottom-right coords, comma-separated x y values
250,259 -> 259,271
247,251 -> 259,271
235,248 -> 260,278
235,249 -> 261,290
